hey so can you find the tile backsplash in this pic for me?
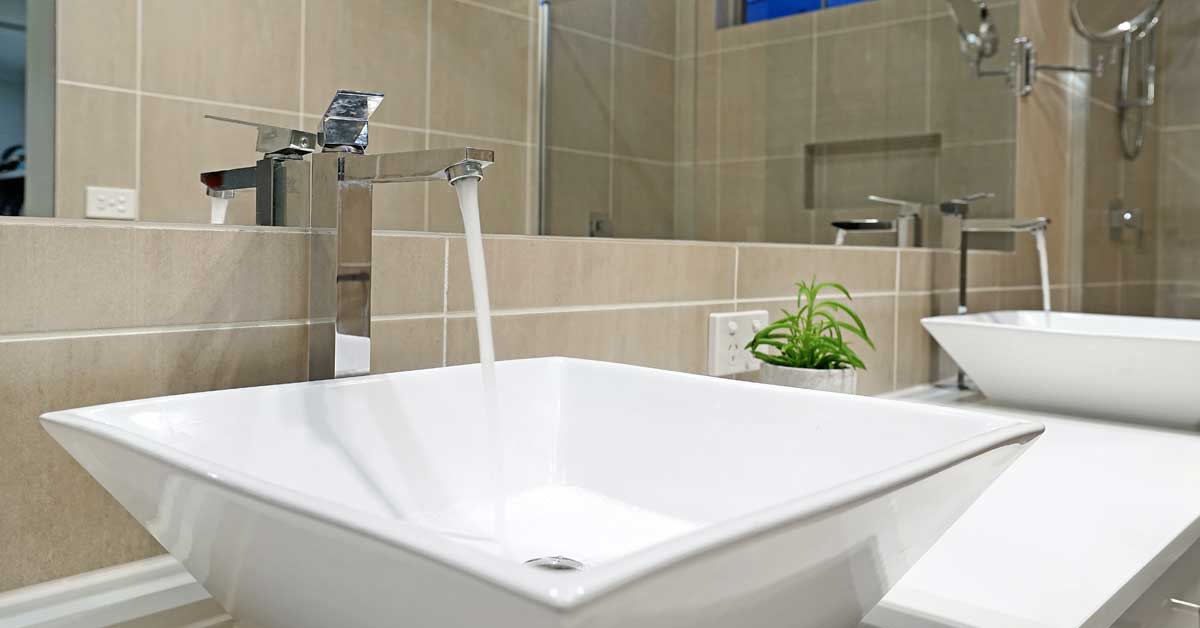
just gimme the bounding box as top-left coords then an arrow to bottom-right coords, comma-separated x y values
55,0 -> 538,232
4,0 -> 1105,597
0,217 -> 1059,591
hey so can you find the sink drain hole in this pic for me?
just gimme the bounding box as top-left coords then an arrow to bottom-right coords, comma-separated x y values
524,556 -> 585,571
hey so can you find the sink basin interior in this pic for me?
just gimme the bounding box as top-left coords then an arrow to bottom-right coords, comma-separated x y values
63,358 -> 1031,571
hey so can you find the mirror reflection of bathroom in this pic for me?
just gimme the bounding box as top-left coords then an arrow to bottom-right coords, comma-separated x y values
541,0 -> 1022,250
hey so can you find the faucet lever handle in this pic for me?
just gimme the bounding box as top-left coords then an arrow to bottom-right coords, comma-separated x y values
204,115 -> 317,158
320,90 -> 385,154
867,195 -> 923,215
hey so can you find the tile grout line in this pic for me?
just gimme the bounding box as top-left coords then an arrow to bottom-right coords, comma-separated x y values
732,246 -> 740,306
59,80 -> 535,151
551,21 -> 677,62
548,145 -> 677,168
0,319 -> 316,344
607,0 -> 616,227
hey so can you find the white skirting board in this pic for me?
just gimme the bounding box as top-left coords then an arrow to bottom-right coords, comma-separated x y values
0,556 -> 231,628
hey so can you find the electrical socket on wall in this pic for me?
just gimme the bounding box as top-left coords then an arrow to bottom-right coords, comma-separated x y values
708,310 -> 769,377
85,186 -> 138,220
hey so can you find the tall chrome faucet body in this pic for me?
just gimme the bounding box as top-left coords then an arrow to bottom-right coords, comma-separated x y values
940,193 -> 1049,389
201,90 -> 495,380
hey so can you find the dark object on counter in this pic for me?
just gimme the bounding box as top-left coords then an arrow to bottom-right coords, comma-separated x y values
0,144 -> 25,216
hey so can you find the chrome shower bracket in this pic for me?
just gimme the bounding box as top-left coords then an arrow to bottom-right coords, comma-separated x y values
1011,36 -> 1101,97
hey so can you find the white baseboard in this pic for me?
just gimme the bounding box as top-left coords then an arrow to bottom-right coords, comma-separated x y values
0,556 -> 229,628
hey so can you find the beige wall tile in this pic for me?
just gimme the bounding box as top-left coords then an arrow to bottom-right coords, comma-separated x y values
372,234 -> 448,316
613,48 -> 675,161
717,9 -> 812,49
737,244 -> 898,297
140,97 -> 298,225
691,163 -> 720,240
615,0 -> 676,54
613,159 -> 675,238
446,235 -> 735,311
430,1 -> 530,141
1161,0 -> 1200,127
548,28 -> 613,154
371,317 -> 445,373
0,222 -> 140,333
1082,285 -> 1121,314
692,55 -> 719,162
554,0 -> 614,38
899,249 -> 933,292
136,227 -> 310,328
718,160 -> 766,242
469,0 -> 533,16
426,134 -> 529,235
0,223 -> 313,334
814,20 -> 927,143
895,293 -> 939,390
57,0 -> 137,87
142,0 -> 302,110
55,86 -> 136,220
446,305 -> 721,374
303,0 -> 427,128
718,39 -> 813,160
1158,130 -> 1200,283
814,0 -> 925,31
546,149 -> 610,237
928,6 -> 1018,144
1083,208 -> 1120,284
1121,283 -> 1157,317
0,323 -> 307,591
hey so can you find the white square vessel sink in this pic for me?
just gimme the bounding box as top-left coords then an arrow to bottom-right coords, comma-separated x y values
924,310 -> 1200,429
41,358 -> 1041,628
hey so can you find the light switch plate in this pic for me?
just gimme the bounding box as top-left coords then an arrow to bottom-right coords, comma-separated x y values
85,186 -> 138,220
708,310 -> 769,377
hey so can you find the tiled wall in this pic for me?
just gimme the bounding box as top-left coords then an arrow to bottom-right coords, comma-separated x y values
545,0 -> 679,238
1153,0 -> 1200,318
545,0 -> 1021,243
0,216 -> 1065,592
1079,0 -> 1199,318
56,0 -> 538,233
677,0 -> 1021,245
7,0 -> 1090,594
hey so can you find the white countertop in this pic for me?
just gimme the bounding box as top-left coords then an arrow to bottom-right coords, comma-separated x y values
863,387 -> 1200,628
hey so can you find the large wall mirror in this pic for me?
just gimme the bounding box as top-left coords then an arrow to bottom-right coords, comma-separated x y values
544,0 -> 1021,250
20,0 -> 1021,250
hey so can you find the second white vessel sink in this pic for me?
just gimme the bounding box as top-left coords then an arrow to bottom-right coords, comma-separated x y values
924,310 -> 1200,429
41,358 -> 1040,628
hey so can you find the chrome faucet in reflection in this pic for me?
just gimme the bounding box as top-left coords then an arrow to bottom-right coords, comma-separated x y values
200,90 -> 495,380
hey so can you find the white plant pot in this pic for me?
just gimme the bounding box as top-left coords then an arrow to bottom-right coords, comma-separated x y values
758,364 -> 858,394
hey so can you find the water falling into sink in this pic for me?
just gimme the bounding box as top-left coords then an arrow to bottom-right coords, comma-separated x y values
1034,228 -> 1051,312
452,176 -> 509,558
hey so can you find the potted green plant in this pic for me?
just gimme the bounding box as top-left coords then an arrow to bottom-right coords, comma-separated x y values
745,279 -> 875,394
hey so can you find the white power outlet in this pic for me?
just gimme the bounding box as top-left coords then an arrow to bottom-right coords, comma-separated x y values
85,186 -> 138,220
708,310 -> 769,377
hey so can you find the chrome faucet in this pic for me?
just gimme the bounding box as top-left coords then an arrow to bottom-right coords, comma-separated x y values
201,90 -> 495,380
831,196 -> 923,247
940,193 -> 1049,389
869,195 -> 922,247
